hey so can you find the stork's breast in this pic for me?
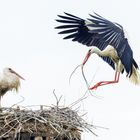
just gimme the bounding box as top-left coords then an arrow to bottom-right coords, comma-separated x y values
6,76 -> 20,91
107,46 -> 119,62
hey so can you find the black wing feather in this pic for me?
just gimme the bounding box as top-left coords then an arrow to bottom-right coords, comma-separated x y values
56,12 -> 138,76
55,25 -> 79,29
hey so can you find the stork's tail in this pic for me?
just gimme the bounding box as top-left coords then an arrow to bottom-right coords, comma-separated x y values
128,65 -> 140,85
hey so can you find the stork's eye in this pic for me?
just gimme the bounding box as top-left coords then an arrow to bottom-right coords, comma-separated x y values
89,49 -> 92,52
8,68 -> 12,71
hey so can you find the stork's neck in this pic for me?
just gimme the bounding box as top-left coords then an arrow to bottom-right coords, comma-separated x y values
91,46 -> 115,57
91,47 -> 106,56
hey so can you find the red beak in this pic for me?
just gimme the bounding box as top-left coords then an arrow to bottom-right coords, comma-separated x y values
82,49 -> 91,65
11,69 -> 25,80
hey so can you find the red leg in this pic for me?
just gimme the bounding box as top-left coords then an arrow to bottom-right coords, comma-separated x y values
89,71 -> 120,90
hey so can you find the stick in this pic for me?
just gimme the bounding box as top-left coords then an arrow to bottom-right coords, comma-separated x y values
69,64 -> 82,85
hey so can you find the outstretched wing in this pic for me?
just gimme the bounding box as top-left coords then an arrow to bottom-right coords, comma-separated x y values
55,12 -> 115,69
56,12 -> 99,47
56,12 -> 137,76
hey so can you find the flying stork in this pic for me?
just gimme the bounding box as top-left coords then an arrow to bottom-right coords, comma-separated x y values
55,12 -> 140,90
0,67 -> 24,107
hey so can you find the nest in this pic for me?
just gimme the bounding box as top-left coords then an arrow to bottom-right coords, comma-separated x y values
0,105 -> 95,139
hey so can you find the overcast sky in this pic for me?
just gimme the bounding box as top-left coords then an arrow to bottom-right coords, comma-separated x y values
0,0 -> 140,139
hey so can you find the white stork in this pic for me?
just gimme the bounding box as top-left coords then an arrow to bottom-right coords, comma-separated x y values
55,12 -> 140,90
0,67 -> 24,107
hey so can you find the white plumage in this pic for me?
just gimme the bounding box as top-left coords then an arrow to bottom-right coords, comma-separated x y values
0,67 -> 24,107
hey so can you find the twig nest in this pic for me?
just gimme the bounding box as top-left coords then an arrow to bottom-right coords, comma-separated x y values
0,105 -> 94,139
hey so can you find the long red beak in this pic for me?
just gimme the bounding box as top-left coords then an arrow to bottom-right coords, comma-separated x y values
11,69 -> 25,80
82,50 -> 91,65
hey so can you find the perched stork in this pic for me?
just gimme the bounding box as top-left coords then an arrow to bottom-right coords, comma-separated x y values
0,67 -> 24,107
55,12 -> 140,90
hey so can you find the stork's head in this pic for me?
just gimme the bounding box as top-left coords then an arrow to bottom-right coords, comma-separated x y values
82,47 -> 101,65
3,67 -> 25,80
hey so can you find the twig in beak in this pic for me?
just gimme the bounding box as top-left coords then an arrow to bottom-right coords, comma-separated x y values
69,64 -> 82,85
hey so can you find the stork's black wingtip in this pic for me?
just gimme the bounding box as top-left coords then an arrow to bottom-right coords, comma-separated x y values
89,13 -> 93,17
91,11 -> 102,18
54,26 -> 58,29
93,11 -> 97,15
55,19 -> 61,22
63,12 -> 75,17
88,12 -> 97,18
64,12 -> 68,15
88,11 -> 95,15
56,15 -> 62,19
